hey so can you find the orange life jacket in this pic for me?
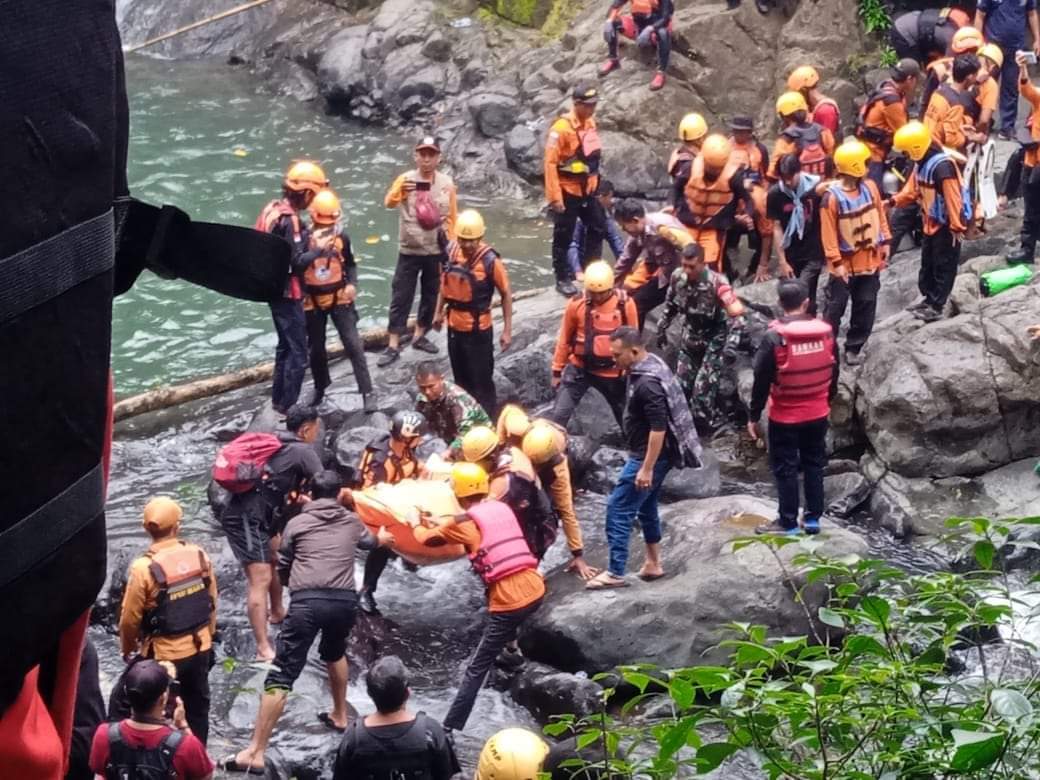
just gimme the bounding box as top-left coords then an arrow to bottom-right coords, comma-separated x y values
856,80 -> 904,148
630,0 -> 659,15
557,121 -> 602,178
142,543 -> 213,638
827,183 -> 882,255
443,242 -> 497,329
359,432 -> 419,487
683,157 -> 741,228
570,290 -> 632,372
729,139 -> 767,185
302,231 -> 347,296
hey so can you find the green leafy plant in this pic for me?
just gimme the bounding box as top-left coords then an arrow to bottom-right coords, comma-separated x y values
858,0 -> 892,35
879,44 -> 898,69
547,517 -> 1040,778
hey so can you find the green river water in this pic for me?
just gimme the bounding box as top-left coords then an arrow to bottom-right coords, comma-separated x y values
116,56 -> 552,397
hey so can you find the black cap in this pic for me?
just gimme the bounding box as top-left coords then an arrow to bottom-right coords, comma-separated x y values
415,135 -> 441,152
893,58 -> 922,79
572,82 -> 599,103
728,115 -> 754,131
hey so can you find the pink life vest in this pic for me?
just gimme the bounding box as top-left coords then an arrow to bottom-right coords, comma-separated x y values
466,499 -> 538,585
767,318 -> 835,425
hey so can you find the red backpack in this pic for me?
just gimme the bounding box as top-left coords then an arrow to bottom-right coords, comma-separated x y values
212,433 -> 282,493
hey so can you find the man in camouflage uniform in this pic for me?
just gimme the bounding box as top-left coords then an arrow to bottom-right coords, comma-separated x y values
656,244 -> 746,431
414,361 -> 491,457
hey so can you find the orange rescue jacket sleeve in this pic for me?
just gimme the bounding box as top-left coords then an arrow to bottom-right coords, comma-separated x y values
873,181 -> 892,243
819,193 -> 843,270
118,558 -> 151,658
204,553 -> 218,638
623,294 -> 638,325
892,169 -> 920,209
443,183 -> 458,241
552,298 -> 580,376
384,173 -> 408,209
942,175 -> 967,234
822,128 -> 836,155
1021,78 -> 1040,166
544,119 -> 568,205
768,137 -> 796,180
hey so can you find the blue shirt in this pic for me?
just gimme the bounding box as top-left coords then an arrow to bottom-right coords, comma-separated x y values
978,0 -> 1036,46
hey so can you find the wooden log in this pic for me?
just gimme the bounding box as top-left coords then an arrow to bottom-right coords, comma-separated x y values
113,287 -> 551,422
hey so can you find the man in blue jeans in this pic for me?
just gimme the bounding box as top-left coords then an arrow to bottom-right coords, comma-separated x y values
586,326 -> 703,589
976,0 -> 1040,139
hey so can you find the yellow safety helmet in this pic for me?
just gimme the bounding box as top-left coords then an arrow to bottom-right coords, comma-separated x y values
892,120 -> 932,161
978,43 -> 1004,68
461,426 -> 499,463
522,423 -> 562,466
474,728 -> 550,780
284,160 -> 328,194
678,112 -> 708,142
499,405 -> 532,439
583,260 -> 615,293
787,65 -> 820,91
456,209 -> 486,240
451,462 -> 489,499
701,134 -> 733,169
776,91 -> 809,118
951,26 -> 983,54
833,139 -> 871,178
308,189 -> 341,225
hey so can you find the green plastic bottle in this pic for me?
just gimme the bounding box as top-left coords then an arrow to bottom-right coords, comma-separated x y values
980,265 -> 1033,297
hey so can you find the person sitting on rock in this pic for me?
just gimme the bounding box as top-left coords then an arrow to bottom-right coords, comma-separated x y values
787,65 -> 841,136
820,139 -> 890,365
567,179 -> 626,280
300,188 -> 375,411
549,261 -> 639,430
433,209 -> 513,417
379,136 -> 457,367
414,463 -> 545,733
116,498 -> 217,746
334,656 -> 458,780
219,404 -> 323,662
413,361 -> 493,462
497,405 -> 598,580
227,470 -> 394,773
599,0 -> 674,91
726,115 -> 773,282
358,411 -> 426,615
768,92 -> 836,181
748,279 -> 837,536
586,326 -> 702,590
614,199 -> 694,328
669,113 -> 708,210
656,243 -> 745,436
891,120 -> 969,322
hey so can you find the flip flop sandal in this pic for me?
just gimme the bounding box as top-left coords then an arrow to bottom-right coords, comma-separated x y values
585,572 -> 630,590
221,756 -> 265,775
318,712 -> 348,733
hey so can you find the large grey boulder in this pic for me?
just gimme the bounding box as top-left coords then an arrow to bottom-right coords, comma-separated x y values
316,26 -> 368,107
469,90 -> 522,138
521,495 -> 869,673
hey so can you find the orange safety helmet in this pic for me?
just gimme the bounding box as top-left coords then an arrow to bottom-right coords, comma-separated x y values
951,26 -> 983,54
787,65 -> 820,92
701,134 -> 733,169
309,189 -> 341,225
284,160 -> 329,194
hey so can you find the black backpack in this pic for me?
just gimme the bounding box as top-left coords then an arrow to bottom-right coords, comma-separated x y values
346,713 -> 452,780
104,723 -> 183,780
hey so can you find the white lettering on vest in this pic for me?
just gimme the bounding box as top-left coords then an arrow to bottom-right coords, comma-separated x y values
791,340 -> 825,355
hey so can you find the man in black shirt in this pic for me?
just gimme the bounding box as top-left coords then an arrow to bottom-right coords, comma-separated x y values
765,154 -> 826,314
334,656 -> 457,780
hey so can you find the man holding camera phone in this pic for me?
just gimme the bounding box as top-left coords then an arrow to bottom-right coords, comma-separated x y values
380,137 -> 459,367
975,0 -> 1040,139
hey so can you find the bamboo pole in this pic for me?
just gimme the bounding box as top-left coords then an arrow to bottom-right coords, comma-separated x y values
124,0 -> 278,53
113,287 -> 552,422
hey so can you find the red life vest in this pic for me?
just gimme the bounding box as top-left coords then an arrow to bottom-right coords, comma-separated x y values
255,199 -> 303,299
143,542 -> 213,638
443,242 -> 497,329
767,318 -> 835,424
466,499 -> 538,585
303,232 -> 347,296
630,0 -> 659,15
571,290 -> 632,372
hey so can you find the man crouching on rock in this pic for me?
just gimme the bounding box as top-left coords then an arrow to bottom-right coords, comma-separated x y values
586,326 -> 703,590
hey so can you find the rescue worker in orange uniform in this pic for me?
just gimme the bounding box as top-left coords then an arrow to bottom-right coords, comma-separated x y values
549,261 -> 640,428
545,83 -> 605,297
1008,50 -> 1040,264
677,134 -> 754,273
855,58 -> 922,189
613,199 -> 694,328
891,121 -> 969,322
358,411 -> 426,615
768,92 -> 836,181
726,115 -> 773,281
300,189 -> 375,411
820,139 -> 891,366
923,53 -> 986,154
117,498 -> 217,745
600,0 -> 674,91
497,406 -> 598,580
787,65 -> 841,136
975,43 -> 1006,135
922,26 -> 995,120
414,463 -> 545,732
256,160 -> 328,413
669,113 -> 708,209
434,209 -> 513,417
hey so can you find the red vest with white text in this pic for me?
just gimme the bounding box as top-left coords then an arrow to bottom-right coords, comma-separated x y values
767,318 -> 835,424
